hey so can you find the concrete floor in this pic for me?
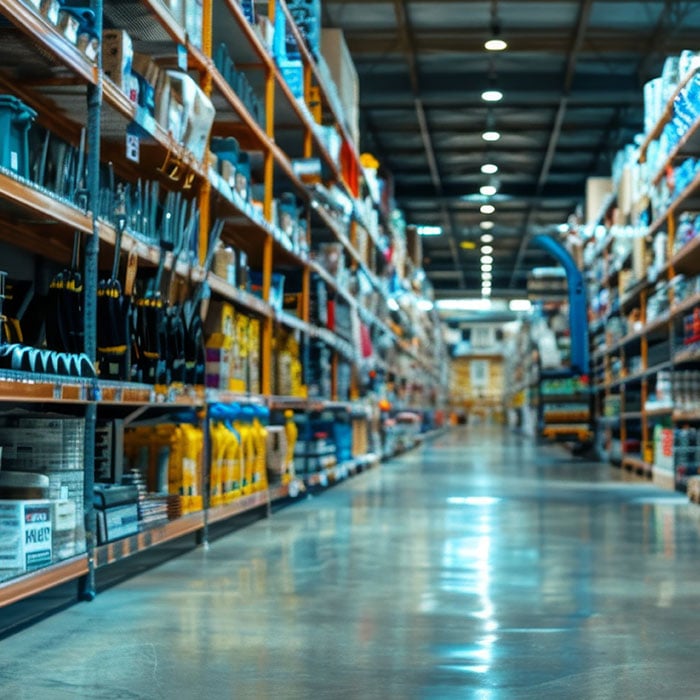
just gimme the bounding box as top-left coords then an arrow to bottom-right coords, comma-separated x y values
2,426 -> 700,699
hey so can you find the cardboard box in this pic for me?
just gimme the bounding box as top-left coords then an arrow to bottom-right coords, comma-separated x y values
0,416 -> 84,472
585,177 -> 613,226
204,301 -> 235,348
0,500 -> 52,573
321,29 -> 359,146
102,30 -> 134,92
206,347 -> 232,390
265,427 -> 288,476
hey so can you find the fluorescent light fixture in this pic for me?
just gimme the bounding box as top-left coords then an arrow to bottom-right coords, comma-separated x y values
481,264 -> 493,272
480,164 -> 498,176
484,37 -> 507,51
387,298 -> 399,311
509,299 -> 532,312
480,233 -> 494,243
482,272 -> 493,280
481,89 -> 503,102
480,203 -> 495,214
481,245 -> 493,254
481,130 -> 501,142
417,299 -> 434,311
479,185 -> 497,196
480,255 -> 494,264
480,220 -> 495,229
436,298 -> 493,311
416,225 -> 443,236
482,288 -> 492,297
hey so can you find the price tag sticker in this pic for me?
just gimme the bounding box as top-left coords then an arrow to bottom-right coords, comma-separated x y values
126,132 -> 140,163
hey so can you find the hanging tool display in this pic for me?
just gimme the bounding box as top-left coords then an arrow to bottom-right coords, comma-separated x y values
133,198 -> 173,384
165,205 -> 198,387
131,189 -> 197,385
97,203 -> 130,381
183,219 -> 224,386
28,125 -> 88,207
46,230 -> 83,355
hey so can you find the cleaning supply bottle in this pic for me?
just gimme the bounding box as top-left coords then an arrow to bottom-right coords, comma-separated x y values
251,405 -> 269,492
284,409 -> 298,483
208,407 -> 227,508
237,405 -> 255,495
223,403 -> 242,501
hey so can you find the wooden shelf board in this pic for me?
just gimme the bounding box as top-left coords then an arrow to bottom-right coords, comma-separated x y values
0,1 -> 97,85
0,554 -> 88,608
207,490 -> 270,525
94,511 -> 205,568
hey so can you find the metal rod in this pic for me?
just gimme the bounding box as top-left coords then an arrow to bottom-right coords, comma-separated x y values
79,0 -> 103,603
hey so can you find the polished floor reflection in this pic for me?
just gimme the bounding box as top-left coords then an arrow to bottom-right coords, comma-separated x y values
2,426 -> 700,699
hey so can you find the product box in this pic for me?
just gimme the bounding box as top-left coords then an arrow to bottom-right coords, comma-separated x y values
265,426 -> 288,476
0,500 -> 52,574
321,28 -> 360,145
102,29 -> 134,92
0,416 -> 84,472
204,301 -> 235,348
585,177 -> 614,226
52,499 -> 85,560
206,347 -> 232,390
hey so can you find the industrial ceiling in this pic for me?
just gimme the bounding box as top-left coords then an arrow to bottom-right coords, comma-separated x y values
321,0 -> 700,300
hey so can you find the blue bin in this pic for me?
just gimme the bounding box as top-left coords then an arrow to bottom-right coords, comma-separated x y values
0,95 -> 36,178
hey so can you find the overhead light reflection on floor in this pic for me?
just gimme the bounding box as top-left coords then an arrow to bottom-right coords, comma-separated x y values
447,496 -> 501,506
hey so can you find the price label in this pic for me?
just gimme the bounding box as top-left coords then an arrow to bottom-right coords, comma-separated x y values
126,133 -> 140,163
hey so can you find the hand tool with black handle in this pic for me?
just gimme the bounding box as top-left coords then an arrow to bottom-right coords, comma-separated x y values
184,219 -> 224,386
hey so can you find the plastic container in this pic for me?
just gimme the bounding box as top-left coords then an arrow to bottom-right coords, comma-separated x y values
0,471 -> 49,499
0,96 -> 36,178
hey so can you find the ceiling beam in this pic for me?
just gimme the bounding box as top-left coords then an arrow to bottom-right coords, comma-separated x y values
343,28 -> 700,57
391,0 -> 466,288
509,0 -> 594,288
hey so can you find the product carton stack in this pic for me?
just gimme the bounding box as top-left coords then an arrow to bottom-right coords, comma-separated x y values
0,415 -> 86,567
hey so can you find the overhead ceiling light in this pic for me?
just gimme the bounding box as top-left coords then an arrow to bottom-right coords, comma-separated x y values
416,225 -> 442,236
482,288 -> 492,297
480,221 -> 495,230
481,89 -> 503,102
480,233 -> 494,243
481,255 -> 494,265
481,245 -> 493,254
480,164 -> 498,176
482,272 -> 493,281
480,185 -> 497,196
436,298 -> 492,311
480,203 -> 495,214
484,37 -> 507,51
509,299 -> 532,312
481,130 -> 501,142
481,263 -> 493,272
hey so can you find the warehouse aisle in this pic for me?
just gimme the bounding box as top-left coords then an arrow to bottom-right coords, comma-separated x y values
2,426 -> 700,699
